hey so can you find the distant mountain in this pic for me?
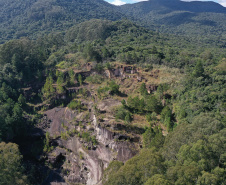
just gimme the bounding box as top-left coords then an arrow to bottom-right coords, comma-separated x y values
1,0 -> 226,43
0,0 -> 123,43
120,0 -> 226,14
119,0 -> 226,36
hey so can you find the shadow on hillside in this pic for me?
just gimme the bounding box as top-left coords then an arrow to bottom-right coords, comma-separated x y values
14,126 -> 66,185
118,91 -> 128,97
160,11 -> 217,27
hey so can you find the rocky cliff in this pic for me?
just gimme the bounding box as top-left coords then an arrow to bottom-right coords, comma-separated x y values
29,63 -> 168,185
42,98 -> 139,185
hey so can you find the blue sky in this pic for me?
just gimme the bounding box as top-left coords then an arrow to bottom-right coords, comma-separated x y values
104,0 -> 226,7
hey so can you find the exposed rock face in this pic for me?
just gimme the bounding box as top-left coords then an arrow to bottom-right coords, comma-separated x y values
45,108 -> 77,137
39,65 -> 164,184
28,65 -> 166,185
44,105 -> 139,185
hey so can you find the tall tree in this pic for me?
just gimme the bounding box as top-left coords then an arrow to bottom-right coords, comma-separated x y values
0,142 -> 28,185
193,61 -> 204,77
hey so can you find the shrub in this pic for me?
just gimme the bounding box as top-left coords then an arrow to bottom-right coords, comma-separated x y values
67,100 -> 83,111
115,106 -> 132,122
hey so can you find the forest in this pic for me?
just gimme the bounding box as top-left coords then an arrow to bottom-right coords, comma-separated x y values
1,0 -> 226,44
0,2 -> 225,184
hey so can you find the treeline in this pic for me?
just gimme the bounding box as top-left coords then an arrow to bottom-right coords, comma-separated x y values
64,19 -> 226,69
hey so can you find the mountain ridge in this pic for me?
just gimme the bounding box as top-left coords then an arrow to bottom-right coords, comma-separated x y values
0,0 -> 123,43
1,0 -> 226,43
119,0 -> 226,36
122,0 -> 226,14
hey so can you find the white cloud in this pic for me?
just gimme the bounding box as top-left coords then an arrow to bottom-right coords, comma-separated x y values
110,0 -> 126,6
218,0 -> 226,7
109,0 -> 226,7
109,0 -> 148,6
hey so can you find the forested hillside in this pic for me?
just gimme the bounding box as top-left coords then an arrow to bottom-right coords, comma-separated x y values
0,19 -> 225,184
0,0 -> 123,43
1,0 -> 226,44
119,0 -> 226,38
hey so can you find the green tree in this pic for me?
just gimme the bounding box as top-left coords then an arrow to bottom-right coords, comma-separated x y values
140,83 -> 148,96
146,96 -> 162,114
127,96 -> 145,113
84,43 -> 101,61
197,172 -> 218,185
157,84 -> 168,99
115,106 -> 130,121
193,61 -> 204,77
0,142 -> 28,185
67,100 -> 83,112
57,72 -> 65,94
143,127 -> 165,149
12,103 -> 23,122
108,80 -> 119,95
18,94 -> 26,107
121,99 -> 127,108
125,112 -> 132,124
104,149 -> 165,185
151,46 -> 158,54
102,161 -> 124,185
42,76 -> 55,99
102,47 -> 110,59
144,174 -> 171,185
11,53 -> 22,72
105,62 -> 112,70
68,69 -> 75,86
78,74 -> 83,86
161,106 -> 172,122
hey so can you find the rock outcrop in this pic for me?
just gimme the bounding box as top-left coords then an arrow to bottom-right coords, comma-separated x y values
36,64 -> 163,184
43,101 -> 139,185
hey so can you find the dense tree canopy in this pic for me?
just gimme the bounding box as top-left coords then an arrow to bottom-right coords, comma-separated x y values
0,142 -> 28,185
